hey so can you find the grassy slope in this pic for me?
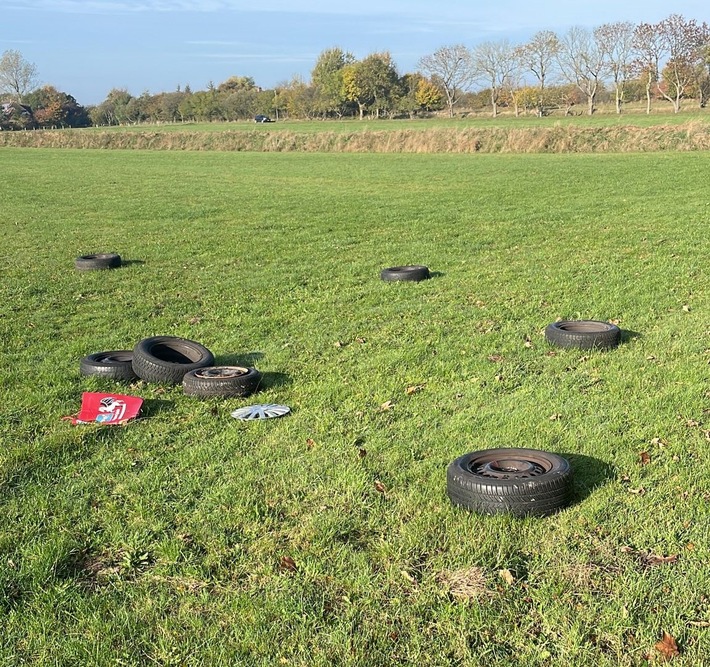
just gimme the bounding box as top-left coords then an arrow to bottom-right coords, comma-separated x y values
0,148 -> 709,666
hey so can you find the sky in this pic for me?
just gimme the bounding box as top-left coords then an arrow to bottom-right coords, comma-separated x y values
3,0 -> 709,106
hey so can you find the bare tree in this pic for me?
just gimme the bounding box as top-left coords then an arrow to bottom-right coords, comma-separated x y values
557,26 -> 607,115
471,40 -> 520,117
632,22 -> 664,114
515,30 -> 560,115
655,14 -> 709,112
596,22 -> 636,113
0,50 -> 38,102
418,45 -> 474,117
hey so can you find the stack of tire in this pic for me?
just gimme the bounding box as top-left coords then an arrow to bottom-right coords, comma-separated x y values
80,336 -> 262,398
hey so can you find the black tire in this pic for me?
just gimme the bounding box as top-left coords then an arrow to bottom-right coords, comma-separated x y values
545,320 -> 621,350
447,448 -> 572,517
75,253 -> 122,271
380,265 -> 430,282
183,366 -> 262,398
132,336 -> 214,384
80,351 -> 137,381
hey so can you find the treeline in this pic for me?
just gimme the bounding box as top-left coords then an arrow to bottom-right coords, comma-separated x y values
0,13 -> 708,129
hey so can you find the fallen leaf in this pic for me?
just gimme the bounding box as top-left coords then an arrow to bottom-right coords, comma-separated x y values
374,480 -> 387,494
306,438 -> 315,450
608,319 -> 621,325
279,556 -> 298,573
188,316 -> 201,325
334,340 -> 346,348
494,374 -> 504,382
685,419 -> 700,428
639,451 -> 651,465
685,543 -> 695,551
498,569 -> 515,585
356,337 -> 366,344
651,437 -> 667,448
654,631 -> 679,660
378,400 -> 393,412
688,620 -> 710,627
358,448 -> 367,459
524,337 -> 533,348
549,413 -> 562,421
488,354 -> 504,362
643,553 -> 679,567
405,384 -> 425,395
628,487 -> 646,495
682,304 -> 691,312
546,350 -> 557,357
620,545 -> 635,554
646,355 -> 657,361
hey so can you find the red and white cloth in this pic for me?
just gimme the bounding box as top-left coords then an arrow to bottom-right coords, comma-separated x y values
67,392 -> 143,425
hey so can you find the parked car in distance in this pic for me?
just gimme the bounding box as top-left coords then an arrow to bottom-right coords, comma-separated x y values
254,114 -> 274,123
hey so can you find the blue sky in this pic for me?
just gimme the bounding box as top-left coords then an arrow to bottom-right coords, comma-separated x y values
3,1 -> 709,106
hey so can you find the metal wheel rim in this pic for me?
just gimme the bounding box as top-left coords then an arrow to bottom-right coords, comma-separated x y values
195,367 -> 250,379
231,404 -> 290,421
467,455 -> 550,479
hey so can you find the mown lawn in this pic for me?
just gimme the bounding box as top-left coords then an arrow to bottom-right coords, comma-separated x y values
0,148 -> 709,666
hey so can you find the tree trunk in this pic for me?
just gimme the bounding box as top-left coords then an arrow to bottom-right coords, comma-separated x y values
587,93 -> 595,115
645,82 -> 652,115
615,87 -> 622,114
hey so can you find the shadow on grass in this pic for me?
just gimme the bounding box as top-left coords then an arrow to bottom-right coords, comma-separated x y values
560,452 -> 614,504
258,371 -> 291,391
620,329 -> 642,344
428,271 -> 445,279
140,398 -> 174,418
119,259 -> 146,267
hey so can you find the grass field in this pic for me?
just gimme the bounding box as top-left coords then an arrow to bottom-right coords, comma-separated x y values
1,147 -> 709,666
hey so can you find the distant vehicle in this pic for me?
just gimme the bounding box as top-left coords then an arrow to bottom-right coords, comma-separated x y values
254,114 -> 274,123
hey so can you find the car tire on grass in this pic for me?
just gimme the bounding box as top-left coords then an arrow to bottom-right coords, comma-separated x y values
447,448 -> 572,517
380,265 -> 430,282
183,366 -> 262,398
75,253 -> 122,271
132,336 -> 214,384
545,320 -> 621,350
80,351 -> 137,381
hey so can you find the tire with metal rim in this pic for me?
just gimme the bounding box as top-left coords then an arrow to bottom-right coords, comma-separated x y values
183,366 -> 262,398
75,253 -> 122,271
80,351 -> 137,381
545,320 -> 620,350
447,448 -> 572,517
380,265 -> 430,282
132,336 -> 214,384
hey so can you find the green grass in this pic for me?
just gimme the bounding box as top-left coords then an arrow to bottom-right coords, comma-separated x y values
1,147 -> 709,666
84,105 -> 710,134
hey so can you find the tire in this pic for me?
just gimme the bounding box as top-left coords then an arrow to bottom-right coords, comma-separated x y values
183,366 -> 262,398
75,253 -> 122,271
380,265 -> 430,282
80,351 -> 137,381
132,336 -> 214,384
447,448 -> 572,517
545,320 -> 621,350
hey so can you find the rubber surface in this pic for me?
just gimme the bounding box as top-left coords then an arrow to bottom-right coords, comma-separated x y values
183,366 -> 262,398
132,336 -> 214,384
80,351 -> 137,381
380,265 -> 430,282
446,448 -> 572,517
545,320 -> 621,350
75,253 -> 122,271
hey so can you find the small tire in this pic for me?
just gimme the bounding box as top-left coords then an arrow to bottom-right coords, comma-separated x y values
545,320 -> 621,350
183,366 -> 262,398
75,253 -> 122,271
380,265 -> 430,282
80,351 -> 137,381
447,448 -> 572,517
132,336 -> 214,384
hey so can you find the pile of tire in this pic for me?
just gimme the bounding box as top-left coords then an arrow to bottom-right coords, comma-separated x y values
80,335 -> 262,398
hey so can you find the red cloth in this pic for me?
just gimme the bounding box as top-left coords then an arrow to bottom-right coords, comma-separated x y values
69,392 -> 143,425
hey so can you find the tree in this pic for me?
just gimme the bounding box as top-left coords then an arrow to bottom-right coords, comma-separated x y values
471,40 -> 520,117
596,21 -> 636,113
418,45 -> 474,117
311,47 -> 354,118
217,76 -> 258,93
557,26 -> 608,115
515,30 -> 560,116
342,53 -> 400,119
0,49 -> 39,102
24,85 -> 90,127
633,22 -> 664,114
655,14 -> 710,112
